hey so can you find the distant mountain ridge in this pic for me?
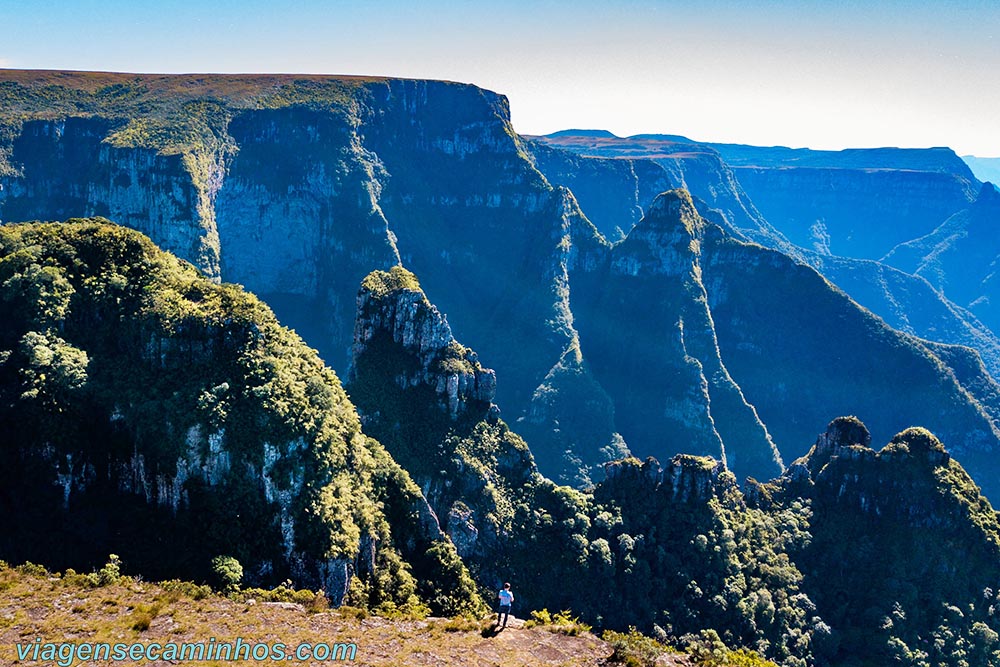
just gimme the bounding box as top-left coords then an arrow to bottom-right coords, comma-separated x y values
709,142 -> 979,175
962,155 -> 1000,186
3,71 -> 1000,499
531,129 -> 1000,380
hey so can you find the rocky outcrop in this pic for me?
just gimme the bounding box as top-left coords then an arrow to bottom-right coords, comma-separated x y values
602,453 -> 737,505
569,190 -> 784,483
351,266 -> 498,419
347,266 -> 535,578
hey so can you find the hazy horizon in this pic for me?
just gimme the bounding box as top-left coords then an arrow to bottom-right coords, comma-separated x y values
4,0 -> 998,156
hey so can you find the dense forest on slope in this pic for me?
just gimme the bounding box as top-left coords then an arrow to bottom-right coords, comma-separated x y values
0,220 -> 482,617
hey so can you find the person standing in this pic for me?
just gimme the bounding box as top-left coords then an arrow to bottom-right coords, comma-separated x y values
497,582 -> 514,628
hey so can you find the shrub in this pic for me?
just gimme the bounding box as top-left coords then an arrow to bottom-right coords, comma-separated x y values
96,554 -> 123,586
524,608 -> 591,635
16,562 -> 49,578
129,603 -> 162,632
375,599 -> 432,620
603,627 -> 676,667
210,555 -> 243,593
682,629 -> 777,667
160,579 -> 212,600
306,591 -> 330,614
336,605 -> 369,621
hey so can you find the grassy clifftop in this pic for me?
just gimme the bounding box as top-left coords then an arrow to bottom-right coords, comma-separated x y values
0,562 -> 782,667
0,70 -> 375,160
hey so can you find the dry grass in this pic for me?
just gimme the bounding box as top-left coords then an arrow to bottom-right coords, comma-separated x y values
0,566 -> 641,666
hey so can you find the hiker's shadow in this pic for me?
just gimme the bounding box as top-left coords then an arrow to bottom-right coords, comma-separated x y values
481,624 -> 504,638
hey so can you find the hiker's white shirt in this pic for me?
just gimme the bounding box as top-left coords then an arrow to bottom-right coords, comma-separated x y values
498,589 -> 513,606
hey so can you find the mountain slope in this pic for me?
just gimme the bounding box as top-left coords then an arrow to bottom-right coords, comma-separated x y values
884,184 -> 1000,333
0,220 -> 482,616
531,134 -> 1000,382
699,222 -> 1000,483
796,250 -> 1000,378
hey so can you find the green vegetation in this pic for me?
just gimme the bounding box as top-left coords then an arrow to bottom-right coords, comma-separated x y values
755,418 -> 1000,666
604,627 -> 681,666
210,555 -> 243,594
0,72 -> 373,160
360,265 -> 423,298
524,609 -> 592,635
0,220 -> 481,616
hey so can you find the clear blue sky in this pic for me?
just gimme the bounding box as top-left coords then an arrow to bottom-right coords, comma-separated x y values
3,0 -> 998,155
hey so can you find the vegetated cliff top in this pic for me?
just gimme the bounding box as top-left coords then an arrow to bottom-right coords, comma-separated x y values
0,69 -> 507,159
360,265 -> 424,298
0,69 -> 499,117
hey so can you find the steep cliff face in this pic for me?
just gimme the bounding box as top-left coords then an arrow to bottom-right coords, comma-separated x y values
0,117 -> 223,276
353,268 -> 498,419
704,143 -> 982,260
0,221 -> 482,616
730,165 -> 978,259
884,184 -> 1000,333
214,106 -> 401,368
